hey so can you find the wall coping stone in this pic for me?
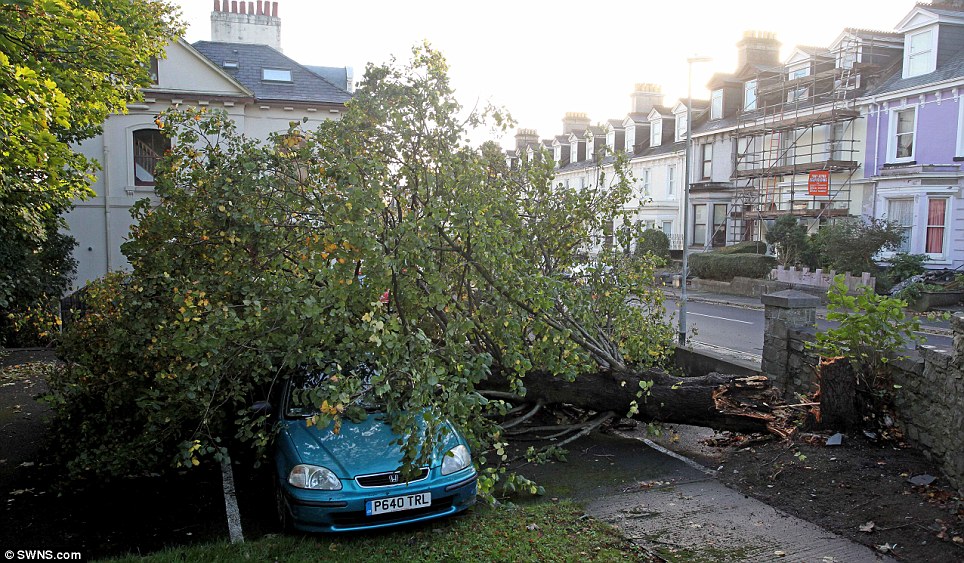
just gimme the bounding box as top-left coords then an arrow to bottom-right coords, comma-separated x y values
761,290 -> 821,309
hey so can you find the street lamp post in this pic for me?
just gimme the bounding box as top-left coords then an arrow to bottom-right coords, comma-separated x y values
679,56 -> 711,346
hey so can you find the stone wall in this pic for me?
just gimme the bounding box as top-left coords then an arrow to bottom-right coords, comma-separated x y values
762,294 -> 964,492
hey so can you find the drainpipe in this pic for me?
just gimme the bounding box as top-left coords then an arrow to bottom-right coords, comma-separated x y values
102,133 -> 112,274
871,98 -> 881,219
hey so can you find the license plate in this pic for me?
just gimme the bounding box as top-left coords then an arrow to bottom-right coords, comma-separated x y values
366,492 -> 431,516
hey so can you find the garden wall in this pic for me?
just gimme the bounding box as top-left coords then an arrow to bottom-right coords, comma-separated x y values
762,291 -> 964,492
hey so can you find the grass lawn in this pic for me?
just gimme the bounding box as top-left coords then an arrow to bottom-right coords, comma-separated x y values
103,501 -> 648,562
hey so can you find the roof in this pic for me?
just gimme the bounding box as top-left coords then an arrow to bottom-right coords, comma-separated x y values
796,45 -> 831,57
866,47 -> 964,96
192,41 -> 351,105
305,65 -> 351,92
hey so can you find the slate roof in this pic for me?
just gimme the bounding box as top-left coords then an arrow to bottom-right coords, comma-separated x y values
866,47 -> 964,95
304,65 -> 351,92
192,41 -> 352,105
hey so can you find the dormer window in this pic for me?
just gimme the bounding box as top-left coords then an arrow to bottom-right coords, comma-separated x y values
625,126 -> 635,153
262,68 -> 292,82
606,128 -> 616,149
676,113 -> 687,142
789,64 -> 810,80
148,57 -> 159,85
650,119 -> 662,147
904,28 -> 936,78
744,80 -> 757,111
710,89 -> 723,120
223,60 -> 240,70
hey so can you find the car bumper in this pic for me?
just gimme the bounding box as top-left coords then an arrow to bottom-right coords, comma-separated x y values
282,469 -> 478,532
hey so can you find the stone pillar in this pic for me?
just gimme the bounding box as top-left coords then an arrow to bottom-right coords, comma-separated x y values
953,313 -> 964,370
762,290 -> 819,398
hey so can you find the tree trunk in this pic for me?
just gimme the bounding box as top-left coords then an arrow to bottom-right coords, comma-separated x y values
807,357 -> 858,431
486,368 -> 782,434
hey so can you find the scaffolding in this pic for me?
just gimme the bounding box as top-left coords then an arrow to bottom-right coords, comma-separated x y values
728,30 -> 902,245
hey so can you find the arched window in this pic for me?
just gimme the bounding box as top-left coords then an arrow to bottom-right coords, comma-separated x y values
132,129 -> 170,186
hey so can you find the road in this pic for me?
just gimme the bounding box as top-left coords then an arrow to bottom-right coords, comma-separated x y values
663,298 -> 954,359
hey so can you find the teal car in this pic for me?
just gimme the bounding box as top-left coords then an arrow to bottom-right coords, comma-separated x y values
273,370 -> 478,532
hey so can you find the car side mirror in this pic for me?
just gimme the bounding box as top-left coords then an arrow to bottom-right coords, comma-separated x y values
250,400 -> 274,414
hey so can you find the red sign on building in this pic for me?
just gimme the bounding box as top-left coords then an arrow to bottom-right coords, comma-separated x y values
808,170 -> 830,196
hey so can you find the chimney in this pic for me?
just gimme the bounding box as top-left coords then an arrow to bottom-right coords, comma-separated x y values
630,83 -> 662,115
737,30 -> 781,69
514,129 -> 540,152
211,0 -> 282,50
561,112 -> 590,135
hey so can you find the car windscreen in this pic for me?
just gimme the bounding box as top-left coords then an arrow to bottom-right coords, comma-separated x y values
284,364 -> 379,419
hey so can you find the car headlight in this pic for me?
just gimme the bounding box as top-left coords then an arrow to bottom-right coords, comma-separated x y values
441,444 -> 471,476
288,464 -> 342,490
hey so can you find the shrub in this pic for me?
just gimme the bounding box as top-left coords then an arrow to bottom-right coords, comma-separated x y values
803,217 -> 903,274
885,253 -> 928,283
765,215 -> 808,267
634,229 -> 670,261
715,240 -> 767,255
689,252 -> 776,281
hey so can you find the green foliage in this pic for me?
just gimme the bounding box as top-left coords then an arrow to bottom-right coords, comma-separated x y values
885,253 -> 928,283
811,274 -> 921,382
0,215 -> 76,346
51,45 -> 674,481
893,281 -> 946,303
689,252 -> 776,281
765,215 -> 808,267
0,0 -> 182,306
715,240 -> 767,255
634,229 -> 670,262
802,217 -> 904,274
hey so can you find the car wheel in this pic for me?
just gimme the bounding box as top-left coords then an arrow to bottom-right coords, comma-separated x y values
275,478 -> 294,533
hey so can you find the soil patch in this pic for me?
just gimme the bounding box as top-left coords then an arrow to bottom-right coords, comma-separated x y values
651,424 -> 964,563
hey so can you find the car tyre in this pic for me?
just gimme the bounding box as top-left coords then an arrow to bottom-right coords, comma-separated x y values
275,477 -> 294,533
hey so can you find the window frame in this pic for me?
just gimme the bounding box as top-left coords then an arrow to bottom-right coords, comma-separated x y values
666,164 -> 676,196
711,203 -> 728,247
710,89 -> 723,120
650,119 -> 662,147
888,106 -> 917,163
625,125 -> 636,153
925,197 -> 949,259
743,80 -> 757,111
262,68 -> 293,82
676,113 -> 687,142
692,204 -> 707,247
701,143 -> 713,180
957,95 -> 964,158
132,128 -> 170,187
904,27 -> 937,79
886,197 -> 914,254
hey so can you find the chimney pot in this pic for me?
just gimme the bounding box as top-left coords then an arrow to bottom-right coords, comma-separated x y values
214,0 -> 220,12
239,1 -> 245,14
256,0 -> 262,15
231,1 -> 237,13
248,2 -> 254,14
272,2 -> 278,17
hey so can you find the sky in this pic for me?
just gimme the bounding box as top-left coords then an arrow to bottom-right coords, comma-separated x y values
170,0 -> 916,148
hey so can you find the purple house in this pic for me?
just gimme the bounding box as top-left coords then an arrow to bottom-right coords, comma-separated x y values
861,2 -> 964,269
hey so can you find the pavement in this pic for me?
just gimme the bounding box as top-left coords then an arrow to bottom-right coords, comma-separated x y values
516,431 -> 895,563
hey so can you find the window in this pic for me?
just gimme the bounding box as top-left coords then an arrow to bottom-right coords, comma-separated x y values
625,126 -> 635,153
925,198 -> 947,256
132,129 -> 170,186
262,68 -> 292,82
712,204 -> 727,247
650,120 -> 662,147
661,221 -> 673,236
641,169 -> 650,196
710,89 -> 723,120
789,64 -> 810,80
570,142 -> 578,163
958,96 -> 964,157
887,199 -> 913,253
701,143 -> 713,179
744,80 -> 757,111
666,164 -> 676,196
828,122 -> 849,160
693,205 -> 707,247
676,113 -> 687,141
148,57 -> 159,84
905,29 -> 936,78
606,129 -> 616,149
891,107 -> 916,161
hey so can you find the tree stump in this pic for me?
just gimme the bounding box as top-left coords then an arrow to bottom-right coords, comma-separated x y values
810,356 -> 858,431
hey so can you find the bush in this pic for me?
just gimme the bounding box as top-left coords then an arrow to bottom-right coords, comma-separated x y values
634,229 -> 670,261
689,252 -> 776,281
765,215 -> 808,267
715,241 -> 767,255
883,253 -> 928,283
802,217 -> 903,274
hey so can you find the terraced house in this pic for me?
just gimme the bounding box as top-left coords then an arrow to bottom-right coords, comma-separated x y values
66,0 -> 352,288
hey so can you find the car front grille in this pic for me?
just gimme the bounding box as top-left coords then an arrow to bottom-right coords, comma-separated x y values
355,468 -> 429,488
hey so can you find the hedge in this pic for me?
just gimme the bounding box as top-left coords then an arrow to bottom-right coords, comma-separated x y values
715,240 -> 768,255
689,252 -> 776,281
